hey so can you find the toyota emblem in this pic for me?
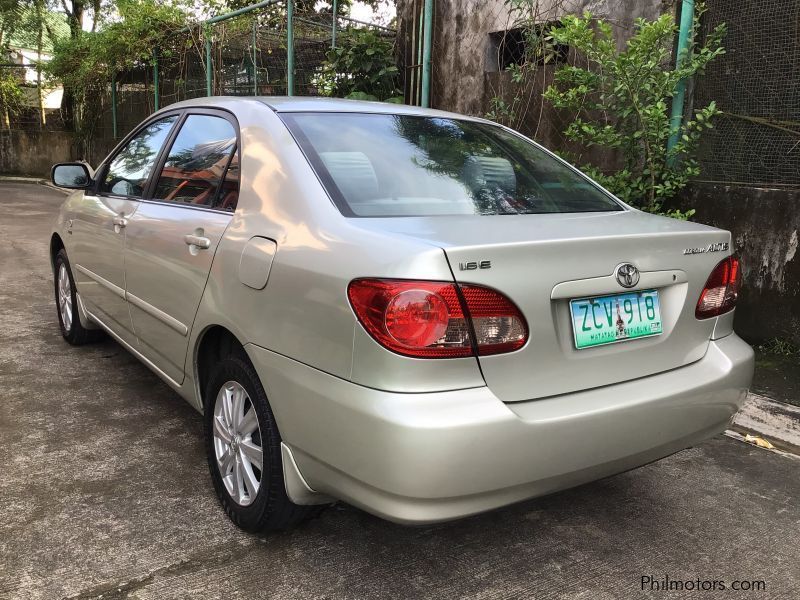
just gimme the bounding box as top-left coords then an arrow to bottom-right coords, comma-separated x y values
615,263 -> 640,288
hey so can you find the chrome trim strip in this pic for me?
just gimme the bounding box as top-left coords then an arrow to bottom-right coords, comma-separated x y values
550,269 -> 688,300
126,291 -> 189,336
74,264 -> 125,299
83,307 -> 183,390
75,264 -> 188,336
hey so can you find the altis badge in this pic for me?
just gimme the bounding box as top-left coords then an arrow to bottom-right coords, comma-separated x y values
683,241 -> 729,255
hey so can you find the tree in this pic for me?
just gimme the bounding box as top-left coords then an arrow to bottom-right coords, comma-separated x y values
543,9 -> 726,218
46,0 -> 188,143
0,68 -> 23,128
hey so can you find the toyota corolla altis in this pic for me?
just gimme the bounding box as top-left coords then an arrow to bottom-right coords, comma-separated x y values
49,97 -> 754,531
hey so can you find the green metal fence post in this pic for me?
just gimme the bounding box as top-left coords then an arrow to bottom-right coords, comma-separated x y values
287,0 -> 294,96
415,7 -> 423,104
331,0 -> 338,48
252,18 -> 259,95
153,48 -> 160,111
667,0 -> 695,161
205,26 -> 213,96
111,73 -> 118,139
420,0 -> 433,107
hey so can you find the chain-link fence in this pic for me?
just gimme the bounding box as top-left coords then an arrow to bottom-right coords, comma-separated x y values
102,2 -> 394,144
692,0 -> 799,188
1,0 -> 396,161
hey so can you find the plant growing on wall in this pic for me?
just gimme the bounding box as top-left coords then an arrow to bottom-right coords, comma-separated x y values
316,27 -> 402,102
543,9 -> 726,218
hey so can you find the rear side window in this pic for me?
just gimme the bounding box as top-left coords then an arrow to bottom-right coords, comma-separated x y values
100,116 -> 178,197
153,114 -> 239,211
283,113 -> 622,217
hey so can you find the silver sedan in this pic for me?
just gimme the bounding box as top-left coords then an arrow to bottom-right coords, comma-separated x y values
49,97 -> 754,531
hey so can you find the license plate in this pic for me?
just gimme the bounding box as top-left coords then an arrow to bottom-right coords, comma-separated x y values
569,290 -> 662,350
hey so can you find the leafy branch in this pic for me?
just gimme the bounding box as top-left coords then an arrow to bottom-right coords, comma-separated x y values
543,7 -> 726,218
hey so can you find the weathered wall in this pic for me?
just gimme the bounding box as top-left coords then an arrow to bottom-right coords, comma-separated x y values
682,183 -> 800,346
0,130 -> 75,177
0,129 -> 118,177
397,0 -> 670,119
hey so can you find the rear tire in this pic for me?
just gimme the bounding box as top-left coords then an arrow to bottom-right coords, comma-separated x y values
53,249 -> 104,345
204,354 -> 322,532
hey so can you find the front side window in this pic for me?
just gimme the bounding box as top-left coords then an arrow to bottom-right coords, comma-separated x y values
283,113 -> 622,217
152,114 -> 238,210
101,116 -> 178,197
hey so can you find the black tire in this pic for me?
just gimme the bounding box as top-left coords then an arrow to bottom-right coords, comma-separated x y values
53,249 -> 105,345
204,354 -> 321,532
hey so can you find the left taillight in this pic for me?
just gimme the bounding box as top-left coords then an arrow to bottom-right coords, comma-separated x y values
347,278 -> 528,358
696,256 -> 742,319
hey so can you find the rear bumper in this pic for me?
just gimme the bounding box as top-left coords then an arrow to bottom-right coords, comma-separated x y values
246,334 -> 754,525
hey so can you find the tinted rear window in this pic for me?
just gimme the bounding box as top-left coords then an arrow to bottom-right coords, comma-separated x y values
282,113 -> 622,217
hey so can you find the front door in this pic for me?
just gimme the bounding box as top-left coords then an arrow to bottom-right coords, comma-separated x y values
123,112 -> 240,384
70,115 -> 179,345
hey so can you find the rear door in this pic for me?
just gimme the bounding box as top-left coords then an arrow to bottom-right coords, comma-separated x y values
70,114 -> 179,346
123,110 -> 240,384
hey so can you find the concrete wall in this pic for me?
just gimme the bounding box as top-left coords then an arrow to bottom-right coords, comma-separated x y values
0,129 -> 75,177
682,183 -> 800,346
0,129 -> 118,177
398,0 -> 670,120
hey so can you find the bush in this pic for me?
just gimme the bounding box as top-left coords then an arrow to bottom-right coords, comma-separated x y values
316,28 -> 401,102
0,71 -> 24,126
543,9 -> 726,218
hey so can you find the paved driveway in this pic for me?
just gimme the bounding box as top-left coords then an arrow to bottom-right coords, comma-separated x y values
1,182 -> 798,599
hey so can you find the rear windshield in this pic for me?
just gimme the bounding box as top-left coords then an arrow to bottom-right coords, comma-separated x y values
282,112 -> 622,217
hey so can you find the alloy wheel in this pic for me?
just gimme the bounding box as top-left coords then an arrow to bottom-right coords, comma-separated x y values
57,263 -> 73,333
212,381 -> 263,506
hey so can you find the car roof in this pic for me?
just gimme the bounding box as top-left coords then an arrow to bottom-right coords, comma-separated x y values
160,96 -> 492,123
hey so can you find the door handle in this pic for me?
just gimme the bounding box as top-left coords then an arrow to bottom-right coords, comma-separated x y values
112,215 -> 127,233
184,234 -> 211,250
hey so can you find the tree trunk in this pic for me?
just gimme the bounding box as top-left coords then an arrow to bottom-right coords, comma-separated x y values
60,0 -> 86,130
36,0 -> 46,128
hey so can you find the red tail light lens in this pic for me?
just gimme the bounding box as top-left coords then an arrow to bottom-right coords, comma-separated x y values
348,279 -> 472,358
696,256 -> 742,319
347,279 -> 528,358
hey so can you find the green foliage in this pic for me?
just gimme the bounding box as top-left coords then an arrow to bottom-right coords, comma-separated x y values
757,338 -> 799,357
485,0 -> 566,127
543,9 -> 726,218
316,28 -> 400,101
0,69 -> 24,121
45,0 -> 189,139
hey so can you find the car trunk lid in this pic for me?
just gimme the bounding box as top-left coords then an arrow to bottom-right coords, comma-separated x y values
355,210 -> 732,402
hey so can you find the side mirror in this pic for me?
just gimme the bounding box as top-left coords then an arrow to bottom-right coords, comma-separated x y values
51,163 -> 92,189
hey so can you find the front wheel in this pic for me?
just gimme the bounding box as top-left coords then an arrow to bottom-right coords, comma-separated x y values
53,249 -> 104,345
204,355 -> 321,531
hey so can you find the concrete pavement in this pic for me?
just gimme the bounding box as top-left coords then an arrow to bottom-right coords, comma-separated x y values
1,182 -> 798,599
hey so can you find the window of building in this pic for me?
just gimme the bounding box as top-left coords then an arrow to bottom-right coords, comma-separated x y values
487,23 -> 568,72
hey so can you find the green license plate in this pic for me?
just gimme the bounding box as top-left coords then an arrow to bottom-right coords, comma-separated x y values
570,290 -> 662,350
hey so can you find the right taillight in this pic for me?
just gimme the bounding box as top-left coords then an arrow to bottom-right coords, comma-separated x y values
696,256 -> 742,319
347,278 -> 528,358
